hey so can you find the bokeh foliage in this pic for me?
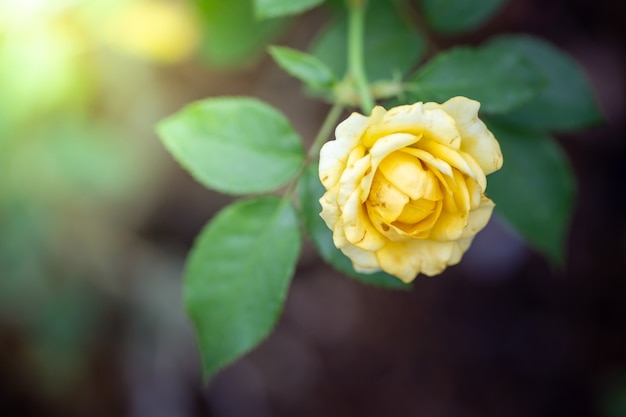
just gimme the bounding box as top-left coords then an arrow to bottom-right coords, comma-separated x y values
0,0 -> 191,392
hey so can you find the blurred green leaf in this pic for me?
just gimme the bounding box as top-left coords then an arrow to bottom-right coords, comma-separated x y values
255,0 -> 324,18
0,200 -> 52,320
185,197 -> 301,379
2,121 -> 151,203
29,284 -> 103,394
407,44 -> 544,113
421,0 -> 508,34
298,164 -> 409,289
488,35 -> 603,131
194,0 -> 286,67
310,0 -> 426,82
157,97 -> 305,195
268,45 -> 336,90
487,121 -> 575,264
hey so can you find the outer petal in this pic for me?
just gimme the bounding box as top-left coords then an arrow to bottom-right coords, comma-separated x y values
319,111 -> 370,189
342,189 -> 387,251
459,150 -> 487,191
367,105 -> 387,127
319,187 -> 340,229
466,177 -> 482,210
362,103 -> 461,149
448,237 -> 474,265
440,96 -> 503,175
337,147 -> 370,206
460,197 -> 495,239
319,141 -> 347,189
333,221 -> 382,271
376,239 -> 456,282
419,241 -> 456,276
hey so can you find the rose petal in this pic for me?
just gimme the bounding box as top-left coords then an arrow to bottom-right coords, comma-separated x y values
367,171 -> 409,223
376,239 -> 456,282
466,177 -> 482,210
389,199 -> 443,238
448,237 -> 474,265
337,146 -> 370,206
319,111 -> 370,189
333,221 -> 382,271
342,189 -> 386,251
441,96 -> 503,175
362,103 -> 461,149
360,132 -> 421,200
417,140 -> 476,182
460,197 -> 495,238
399,147 -> 455,183
396,198 -> 438,224
367,105 -> 387,126
427,171 -> 471,241
377,151 -> 442,201
366,205 -> 403,240
459,150 -> 487,191
451,170 -> 471,213
428,213 -> 467,242
319,187 -> 340,229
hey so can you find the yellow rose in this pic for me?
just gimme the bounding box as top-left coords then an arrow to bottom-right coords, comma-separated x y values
318,97 -> 503,283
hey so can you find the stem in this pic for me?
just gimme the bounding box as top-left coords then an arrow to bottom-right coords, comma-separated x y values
283,102 -> 345,199
307,101 -> 345,161
347,0 -> 374,114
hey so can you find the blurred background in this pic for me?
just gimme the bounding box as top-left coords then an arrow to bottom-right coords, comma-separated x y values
0,0 -> 624,416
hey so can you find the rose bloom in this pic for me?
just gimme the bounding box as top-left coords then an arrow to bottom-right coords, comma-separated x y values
318,97 -> 503,283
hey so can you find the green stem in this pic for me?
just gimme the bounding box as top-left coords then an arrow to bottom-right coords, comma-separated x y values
306,101 -> 345,161
283,101 -> 345,199
347,0 -> 374,114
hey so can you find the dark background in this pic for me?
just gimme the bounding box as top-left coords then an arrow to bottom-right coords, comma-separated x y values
1,0 -> 624,416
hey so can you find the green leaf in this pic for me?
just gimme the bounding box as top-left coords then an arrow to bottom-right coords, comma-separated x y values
310,0 -> 426,82
421,0 -> 508,34
488,35 -> 603,132
255,0 -> 324,18
185,197 -> 301,380
298,164 -> 409,289
407,44 -> 544,114
487,121 -> 575,264
194,0 -> 286,68
268,45 -> 336,89
157,97 -> 305,195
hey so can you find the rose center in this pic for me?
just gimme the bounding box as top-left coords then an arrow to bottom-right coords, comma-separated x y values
366,150 -> 445,239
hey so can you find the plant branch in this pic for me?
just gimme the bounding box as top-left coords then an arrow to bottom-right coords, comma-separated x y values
283,101 -> 345,199
306,101 -> 345,161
